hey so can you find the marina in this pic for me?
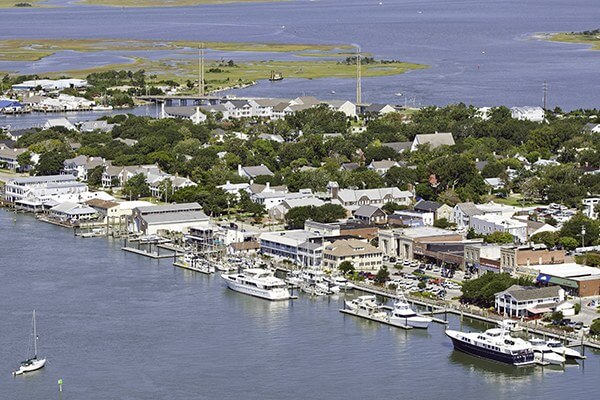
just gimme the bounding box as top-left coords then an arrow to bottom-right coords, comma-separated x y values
1,210 -> 599,399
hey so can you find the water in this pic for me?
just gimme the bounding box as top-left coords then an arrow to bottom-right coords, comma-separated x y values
0,209 -> 598,399
0,0 -> 599,109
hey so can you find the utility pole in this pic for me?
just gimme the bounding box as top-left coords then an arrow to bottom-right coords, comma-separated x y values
356,45 -> 362,105
199,43 -> 205,97
542,80 -> 547,111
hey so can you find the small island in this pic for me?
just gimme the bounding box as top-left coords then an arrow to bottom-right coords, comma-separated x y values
546,29 -> 600,50
77,0 -> 282,7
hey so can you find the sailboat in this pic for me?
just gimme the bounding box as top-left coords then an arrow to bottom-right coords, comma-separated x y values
13,310 -> 46,376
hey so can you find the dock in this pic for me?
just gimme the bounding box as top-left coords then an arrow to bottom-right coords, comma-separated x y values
121,246 -> 175,259
339,309 -> 412,330
173,261 -> 214,274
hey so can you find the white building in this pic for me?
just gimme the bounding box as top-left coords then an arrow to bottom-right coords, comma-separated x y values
327,181 -> 413,211
410,132 -> 455,152
11,79 -> 87,91
582,197 -> 599,220
162,106 -> 207,125
3,175 -> 88,204
494,285 -> 564,318
131,203 -> 209,235
63,155 -> 104,181
470,214 -> 528,243
510,106 -> 545,122
389,210 -> 434,227
259,230 -> 323,266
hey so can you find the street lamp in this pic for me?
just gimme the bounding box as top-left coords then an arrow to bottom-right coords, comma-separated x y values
581,226 -> 586,248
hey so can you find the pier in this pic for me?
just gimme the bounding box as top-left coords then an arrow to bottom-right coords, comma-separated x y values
339,308 -> 412,330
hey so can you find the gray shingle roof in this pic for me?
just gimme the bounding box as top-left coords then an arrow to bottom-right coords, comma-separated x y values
501,285 -> 561,302
414,200 -> 442,212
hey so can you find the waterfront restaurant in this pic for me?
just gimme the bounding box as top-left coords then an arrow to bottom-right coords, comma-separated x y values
494,285 -> 564,318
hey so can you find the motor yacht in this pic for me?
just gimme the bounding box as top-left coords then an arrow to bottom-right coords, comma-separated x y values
545,340 -> 586,360
445,328 -> 535,366
389,294 -> 431,329
221,268 -> 291,301
529,338 -> 566,365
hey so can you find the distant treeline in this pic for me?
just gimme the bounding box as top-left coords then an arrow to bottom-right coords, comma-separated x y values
573,28 -> 600,36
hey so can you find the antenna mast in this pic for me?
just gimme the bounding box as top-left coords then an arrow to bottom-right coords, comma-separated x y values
199,43 -> 205,97
542,80 -> 547,111
356,45 -> 362,104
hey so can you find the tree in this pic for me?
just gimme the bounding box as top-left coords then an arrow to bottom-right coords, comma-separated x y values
461,272 -> 533,308
530,231 -> 559,248
484,231 -> 515,244
285,206 -> 313,229
35,151 -> 68,176
559,213 -> 600,247
591,319 -> 600,336
558,236 -> 579,251
338,261 -> 355,275
382,202 -> 408,214
122,173 -> 150,199
87,165 -> 104,187
433,218 -> 453,229
374,266 -> 390,285
16,151 -> 32,171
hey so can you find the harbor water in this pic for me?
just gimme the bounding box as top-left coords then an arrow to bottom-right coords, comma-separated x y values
0,0 -> 599,109
1,209 -> 598,399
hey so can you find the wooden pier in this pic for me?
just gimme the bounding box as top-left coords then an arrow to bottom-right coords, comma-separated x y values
339,309 -> 412,330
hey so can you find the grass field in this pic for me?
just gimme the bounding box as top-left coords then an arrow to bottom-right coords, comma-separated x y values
0,38 -> 427,92
547,32 -> 600,50
77,0 -> 280,6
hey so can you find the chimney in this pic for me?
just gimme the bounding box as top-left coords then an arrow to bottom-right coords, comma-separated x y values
266,182 -> 270,190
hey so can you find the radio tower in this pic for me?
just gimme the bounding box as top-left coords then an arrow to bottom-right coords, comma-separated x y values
199,43 -> 205,97
356,45 -> 362,104
542,80 -> 547,111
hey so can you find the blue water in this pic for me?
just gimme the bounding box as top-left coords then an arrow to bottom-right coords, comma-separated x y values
1,209 -> 599,399
0,0 -> 599,108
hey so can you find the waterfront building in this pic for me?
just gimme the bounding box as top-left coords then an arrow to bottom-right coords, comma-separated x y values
3,174 -> 88,204
494,285 -> 564,318
322,238 -> 383,271
131,202 -> 209,235
49,201 -> 98,222
11,78 -> 87,91
259,230 -> 323,266
378,226 -> 463,260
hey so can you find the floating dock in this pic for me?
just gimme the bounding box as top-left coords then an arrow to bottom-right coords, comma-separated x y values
173,261 -> 214,274
121,246 -> 175,259
339,309 -> 412,330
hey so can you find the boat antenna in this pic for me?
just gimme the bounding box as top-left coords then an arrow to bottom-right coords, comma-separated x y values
33,309 -> 38,359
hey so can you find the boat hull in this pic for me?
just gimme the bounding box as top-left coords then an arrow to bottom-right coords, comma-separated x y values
391,316 -> 430,329
222,275 -> 291,301
446,332 -> 534,366
13,358 -> 46,375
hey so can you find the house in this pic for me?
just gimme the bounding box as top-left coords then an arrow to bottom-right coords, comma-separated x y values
200,103 -> 230,120
362,103 -> 396,116
163,106 -> 207,124
43,117 -> 77,131
378,226 -> 463,259
115,138 -> 138,147
451,202 -> 483,230
217,181 -> 251,199
325,100 -> 357,118
0,147 -> 37,171
510,106 -> 545,122
414,200 -> 453,221
383,142 -> 412,154
49,201 -> 98,222
582,197 -> 599,220
252,189 -> 314,211
470,214 -> 527,243
410,132 -> 455,152
269,197 -> 325,220
495,285 -> 564,318
222,99 -> 260,119
237,164 -> 274,179
149,176 -> 197,198
388,210 -> 434,227
257,133 -> 285,143
131,202 -> 209,235
62,155 -> 104,181
511,215 -> 559,238
484,177 -> 505,191
582,123 -> 600,134
327,181 -> 413,210
353,205 -> 387,224
367,159 -> 399,175
79,120 -> 116,133
322,239 -> 383,271
340,162 -> 360,171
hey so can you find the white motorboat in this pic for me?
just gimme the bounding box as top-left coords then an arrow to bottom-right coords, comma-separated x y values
344,295 -> 378,312
389,294 -> 431,329
301,269 -> 340,294
545,340 -> 586,360
529,338 -> 566,365
300,282 -> 329,296
445,328 -> 535,366
285,271 -> 303,288
497,319 -> 523,332
324,275 -> 354,290
92,105 -> 114,111
221,268 -> 291,301
13,310 -> 46,376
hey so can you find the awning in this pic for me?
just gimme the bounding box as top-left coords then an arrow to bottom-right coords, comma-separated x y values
526,306 -> 553,314
535,273 -> 578,289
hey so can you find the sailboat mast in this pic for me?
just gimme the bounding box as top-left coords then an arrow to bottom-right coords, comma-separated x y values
33,310 -> 38,358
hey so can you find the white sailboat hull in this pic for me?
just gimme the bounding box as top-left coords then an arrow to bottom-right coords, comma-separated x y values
13,358 -> 46,375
